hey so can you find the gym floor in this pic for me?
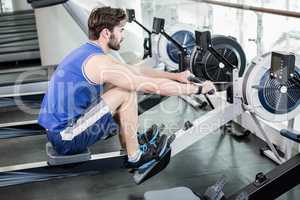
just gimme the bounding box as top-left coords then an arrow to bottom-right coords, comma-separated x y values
0,97 -> 299,200
1,130 -> 300,200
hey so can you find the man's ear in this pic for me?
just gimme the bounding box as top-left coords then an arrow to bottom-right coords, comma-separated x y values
101,28 -> 111,40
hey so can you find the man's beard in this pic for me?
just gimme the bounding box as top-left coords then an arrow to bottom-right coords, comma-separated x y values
108,34 -> 121,50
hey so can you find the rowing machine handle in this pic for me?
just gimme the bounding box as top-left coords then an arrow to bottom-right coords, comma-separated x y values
187,76 -> 215,95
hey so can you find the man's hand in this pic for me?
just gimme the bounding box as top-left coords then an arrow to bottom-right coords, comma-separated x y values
176,70 -> 194,83
201,81 -> 217,94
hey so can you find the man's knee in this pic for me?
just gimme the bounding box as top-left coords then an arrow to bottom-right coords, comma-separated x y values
102,87 -> 137,114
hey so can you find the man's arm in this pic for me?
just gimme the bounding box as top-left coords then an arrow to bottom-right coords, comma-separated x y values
133,62 -> 194,84
134,63 -> 179,80
103,55 -> 190,83
83,55 -> 199,96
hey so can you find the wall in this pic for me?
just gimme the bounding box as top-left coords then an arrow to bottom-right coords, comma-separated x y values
11,0 -> 32,11
34,0 -> 144,66
35,4 -> 87,66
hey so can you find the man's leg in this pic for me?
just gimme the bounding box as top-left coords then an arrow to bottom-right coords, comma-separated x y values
101,87 -> 139,157
113,112 -> 126,150
102,87 -> 169,170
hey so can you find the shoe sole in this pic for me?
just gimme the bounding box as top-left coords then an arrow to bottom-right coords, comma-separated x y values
160,133 -> 176,155
134,146 -> 173,184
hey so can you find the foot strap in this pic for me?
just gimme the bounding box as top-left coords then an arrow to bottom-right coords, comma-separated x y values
133,148 -> 171,184
133,134 -> 176,184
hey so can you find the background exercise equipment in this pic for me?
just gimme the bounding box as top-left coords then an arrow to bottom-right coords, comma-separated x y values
152,17 -> 190,72
190,31 -> 246,82
144,51 -> 300,200
126,9 -> 152,59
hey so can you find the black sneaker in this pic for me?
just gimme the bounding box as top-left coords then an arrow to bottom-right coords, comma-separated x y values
127,134 -> 169,170
138,124 -> 163,147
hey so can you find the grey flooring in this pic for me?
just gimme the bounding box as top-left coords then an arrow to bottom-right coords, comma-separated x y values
0,97 -> 299,199
1,132 -> 299,200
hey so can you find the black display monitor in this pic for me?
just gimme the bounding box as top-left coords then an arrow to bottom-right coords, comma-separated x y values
152,17 -> 165,34
270,52 -> 295,81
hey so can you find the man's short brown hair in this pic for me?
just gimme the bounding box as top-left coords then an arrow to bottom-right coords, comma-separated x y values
88,7 -> 127,40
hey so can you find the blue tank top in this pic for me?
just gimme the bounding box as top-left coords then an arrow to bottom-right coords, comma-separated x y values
38,42 -> 104,133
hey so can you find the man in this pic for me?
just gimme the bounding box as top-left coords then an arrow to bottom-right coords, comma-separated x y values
38,7 -> 215,170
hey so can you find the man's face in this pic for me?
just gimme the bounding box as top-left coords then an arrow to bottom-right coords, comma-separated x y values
108,20 -> 126,51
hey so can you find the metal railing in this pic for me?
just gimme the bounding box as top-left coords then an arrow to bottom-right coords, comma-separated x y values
194,0 -> 300,18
